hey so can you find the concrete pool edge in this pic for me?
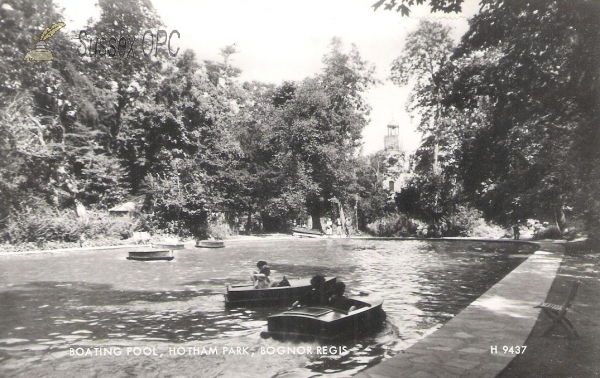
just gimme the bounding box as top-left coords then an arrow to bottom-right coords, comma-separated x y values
354,241 -> 564,378
0,236 -> 539,257
0,235 -> 299,256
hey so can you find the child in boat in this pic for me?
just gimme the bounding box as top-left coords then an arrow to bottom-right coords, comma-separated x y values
251,260 -> 291,288
253,266 -> 271,289
292,275 -> 328,307
328,281 -> 347,310
328,281 -> 356,312
251,261 -> 271,288
328,281 -> 357,312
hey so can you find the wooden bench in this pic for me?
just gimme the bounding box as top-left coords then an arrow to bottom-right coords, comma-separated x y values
535,280 -> 580,339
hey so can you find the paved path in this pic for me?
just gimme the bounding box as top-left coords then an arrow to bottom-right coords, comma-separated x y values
355,242 -> 564,378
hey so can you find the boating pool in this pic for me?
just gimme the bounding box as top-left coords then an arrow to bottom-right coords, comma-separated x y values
0,238 -> 536,377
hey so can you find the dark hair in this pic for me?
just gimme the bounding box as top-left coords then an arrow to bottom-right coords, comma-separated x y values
310,275 -> 326,289
333,281 -> 346,296
257,260 -> 268,269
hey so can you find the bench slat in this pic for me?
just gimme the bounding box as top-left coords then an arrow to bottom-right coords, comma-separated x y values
534,280 -> 580,340
537,303 -> 564,311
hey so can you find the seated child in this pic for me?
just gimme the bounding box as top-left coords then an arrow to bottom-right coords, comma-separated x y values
328,281 -> 357,312
253,275 -> 270,288
251,261 -> 271,289
328,281 -> 348,310
251,260 -> 291,288
292,275 -> 328,307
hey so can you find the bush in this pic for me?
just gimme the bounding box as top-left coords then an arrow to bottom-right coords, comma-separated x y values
443,205 -> 484,237
469,221 -> 507,239
3,209 -> 83,244
83,212 -> 140,240
1,207 -> 142,247
206,223 -> 232,240
366,213 -> 415,237
534,225 -> 563,240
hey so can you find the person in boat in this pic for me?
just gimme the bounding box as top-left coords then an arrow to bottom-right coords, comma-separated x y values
251,261 -> 291,288
253,266 -> 271,289
292,274 -> 328,307
271,275 -> 291,287
328,281 -> 347,310
327,281 -> 357,312
251,261 -> 271,288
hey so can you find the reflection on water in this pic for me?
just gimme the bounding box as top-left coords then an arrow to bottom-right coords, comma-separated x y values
0,239 -> 532,377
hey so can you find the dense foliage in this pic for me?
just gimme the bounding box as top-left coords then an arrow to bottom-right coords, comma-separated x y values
0,0 -> 382,243
450,0 -> 600,239
386,0 -> 600,240
1,0 -> 598,246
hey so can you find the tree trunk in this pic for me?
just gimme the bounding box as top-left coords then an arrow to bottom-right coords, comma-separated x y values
339,203 -> 347,236
311,213 -> 322,232
246,211 -> 253,235
308,195 -> 323,232
555,202 -> 567,234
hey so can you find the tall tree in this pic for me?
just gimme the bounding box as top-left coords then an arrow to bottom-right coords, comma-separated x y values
128,50 -> 242,237
390,20 -> 455,174
390,20 -> 458,234
82,0 -> 165,154
281,39 -> 377,230
231,81 -> 315,232
0,0 -> 122,221
448,0 -> 600,235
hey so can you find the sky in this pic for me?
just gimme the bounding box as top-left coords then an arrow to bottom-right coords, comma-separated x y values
56,0 -> 480,155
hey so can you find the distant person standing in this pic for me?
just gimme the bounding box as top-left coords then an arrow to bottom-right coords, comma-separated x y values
512,221 -> 521,240
533,221 -> 542,238
325,218 -> 333,237
336,218 -> 342,238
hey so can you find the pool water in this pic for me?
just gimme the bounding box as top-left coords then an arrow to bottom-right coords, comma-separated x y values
0,238 -> 534,377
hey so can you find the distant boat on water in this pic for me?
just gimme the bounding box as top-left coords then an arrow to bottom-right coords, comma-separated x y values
127,249 -> 174,261
196,240 -> 225,248
152,243 -> 185,249
292,228 -> 324,238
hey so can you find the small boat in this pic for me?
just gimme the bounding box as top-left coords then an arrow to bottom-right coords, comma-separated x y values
196,240 -> 225,248
152,243 -> 185,250
292,228 -> 324,238
262,293 -> 385,341
127,249 -> 174,261
225,277 -> 337,307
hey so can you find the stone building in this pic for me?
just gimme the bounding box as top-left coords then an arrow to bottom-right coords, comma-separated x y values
382,120 -> 411,193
